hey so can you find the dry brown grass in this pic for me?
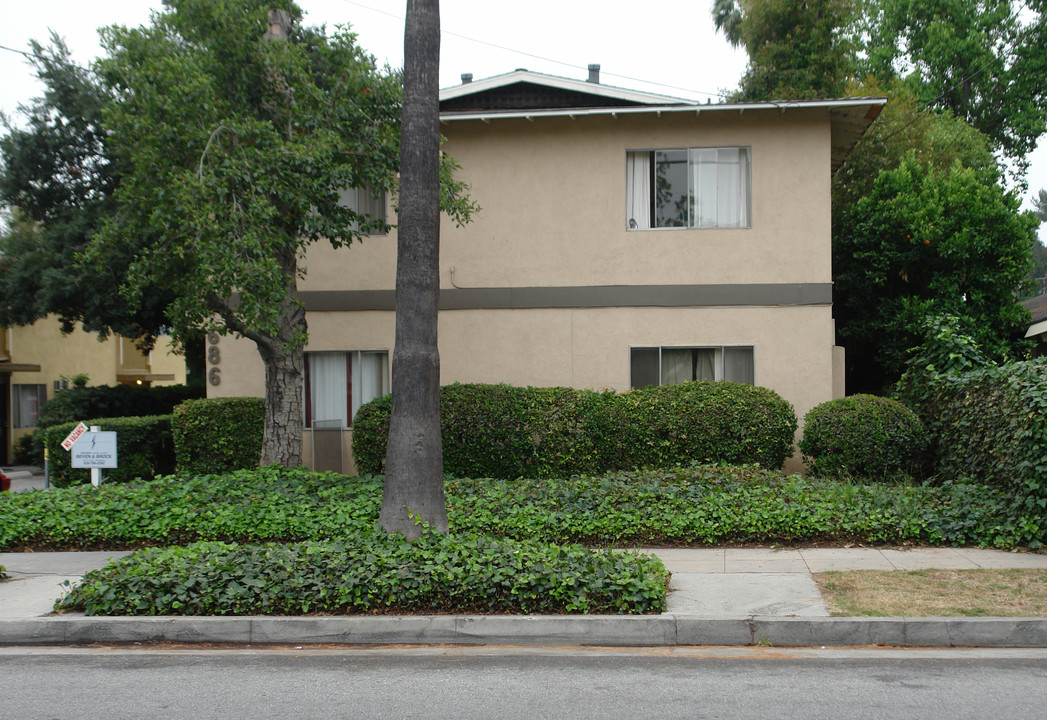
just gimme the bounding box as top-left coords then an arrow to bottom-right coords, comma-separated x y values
813,569 -> 1047,617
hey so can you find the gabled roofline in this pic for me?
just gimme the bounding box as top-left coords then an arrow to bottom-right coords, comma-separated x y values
439,96 -> 886,123
439,68 -> 692,107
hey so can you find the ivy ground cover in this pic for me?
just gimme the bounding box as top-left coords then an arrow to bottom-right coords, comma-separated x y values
2,464 -> 1041,551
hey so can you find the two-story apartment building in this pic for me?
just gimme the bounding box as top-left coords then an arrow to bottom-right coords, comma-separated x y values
209,69 -> 885,472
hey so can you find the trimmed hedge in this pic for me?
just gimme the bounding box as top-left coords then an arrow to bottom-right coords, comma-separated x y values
44,415 -> 175,488
171,397 -> 264,475
928,358 -> 1047,507
352,381 -> 798,477
55,536 -> 669,616
799,394 -> 928,481
18,384 -> 203,465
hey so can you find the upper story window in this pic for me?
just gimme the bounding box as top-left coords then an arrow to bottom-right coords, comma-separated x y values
626,147 -> 751,230
338,183 -> 387,236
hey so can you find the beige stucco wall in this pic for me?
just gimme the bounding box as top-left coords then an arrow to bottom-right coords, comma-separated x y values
213,303 -> 832,474
213,106 -> 839,474
304,108 -> 833,292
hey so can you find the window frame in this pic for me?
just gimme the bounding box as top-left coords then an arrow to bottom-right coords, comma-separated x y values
303,350 -> 389,429
629,345 -> 755,389
626,146 -> 752,231
337,182 -> 388,237
12,383 -> 48,429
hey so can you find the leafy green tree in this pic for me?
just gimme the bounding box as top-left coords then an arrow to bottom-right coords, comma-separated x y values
712,0 -> 857,100
1033,188 -> 1047,223
833,78 -> 998,215
834,154 -> 1035,392
1027,190 -> 1047,296
88,0 -> 475,467
859,0 -> 1047,171
379,0 -> 448,537
0,37 -> 171,345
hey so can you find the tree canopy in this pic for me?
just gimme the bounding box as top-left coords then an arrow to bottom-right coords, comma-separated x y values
858,0 -> 1047,171
0,37 -> 171,345
834,154 -> 1035,392
713,1 -> 1042,391
0,0 -> 476,466
713,0 -> 857,100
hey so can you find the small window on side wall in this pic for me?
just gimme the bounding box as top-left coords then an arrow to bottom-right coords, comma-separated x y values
630,346 -> 754,389
338,182 -> 387,236
626,147 -> 751,230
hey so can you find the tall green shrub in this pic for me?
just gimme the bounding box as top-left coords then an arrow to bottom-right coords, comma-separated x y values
44,415 -> 175,488
619,381 -> 797,471
352,381 -> 797,478
930,358 -> 1047,507
171,397 -> 264,475
799,395 -> 928,481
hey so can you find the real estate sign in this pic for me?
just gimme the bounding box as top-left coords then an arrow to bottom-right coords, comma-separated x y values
71,431 -> 118,469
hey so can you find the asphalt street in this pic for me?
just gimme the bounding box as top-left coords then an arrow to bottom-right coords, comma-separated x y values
3,646 -> 1047,719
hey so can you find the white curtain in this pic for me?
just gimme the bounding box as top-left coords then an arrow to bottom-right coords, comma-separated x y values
660,349 -> 692,385
695,349 -> 717,381
625,151 -> 651,230
310,352 -> 347,428
689,147 -> 750,228
354,352 -> 389,419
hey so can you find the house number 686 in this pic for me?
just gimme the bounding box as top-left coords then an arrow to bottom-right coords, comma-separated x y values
207,333 -> 221,386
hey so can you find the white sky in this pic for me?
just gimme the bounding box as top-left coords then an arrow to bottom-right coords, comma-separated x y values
2,0 -> 1045,224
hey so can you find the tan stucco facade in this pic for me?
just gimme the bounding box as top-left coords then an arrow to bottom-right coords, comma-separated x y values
211,101 -> 852,474
1,318 -> 185,463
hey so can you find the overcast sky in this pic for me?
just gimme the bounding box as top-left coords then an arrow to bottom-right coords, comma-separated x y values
2,0 -> 1045,222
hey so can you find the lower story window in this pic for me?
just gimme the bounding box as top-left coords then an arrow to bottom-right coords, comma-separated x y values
12,384 -> 47,428
630,346 -> 754,389
304,351 -> 389,429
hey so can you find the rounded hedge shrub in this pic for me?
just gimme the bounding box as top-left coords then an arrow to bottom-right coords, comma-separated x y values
352,381 -> 798,478
799,394 -> 928,481
171,397 -> 264,475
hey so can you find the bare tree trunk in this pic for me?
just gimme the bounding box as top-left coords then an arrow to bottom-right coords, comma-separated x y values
379,0 -> 447,537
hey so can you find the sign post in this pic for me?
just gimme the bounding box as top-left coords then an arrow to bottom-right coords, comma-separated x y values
71,425 -> 118,487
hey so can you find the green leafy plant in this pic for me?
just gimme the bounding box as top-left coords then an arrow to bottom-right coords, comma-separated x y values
18,384 -> 203,465
2,464 -> 1041,551
171,397 -> 264,475
353,381 -> 798,477
929,358 -> 1047,512
799,394 -> 928,481
56,536 -> 670,616
43,415 -> 175,488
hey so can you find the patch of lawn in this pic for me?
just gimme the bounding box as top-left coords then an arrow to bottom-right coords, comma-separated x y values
814,569 -> 1047,617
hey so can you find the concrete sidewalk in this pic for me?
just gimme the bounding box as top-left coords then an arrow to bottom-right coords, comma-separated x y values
2,546 -> 1046,648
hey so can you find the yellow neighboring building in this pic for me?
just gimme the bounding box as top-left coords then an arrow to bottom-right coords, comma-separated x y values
1,318 -> 186,463
208,69 -> 886,473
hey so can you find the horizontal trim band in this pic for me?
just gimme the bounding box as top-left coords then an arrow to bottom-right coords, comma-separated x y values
300,284 -> 832,312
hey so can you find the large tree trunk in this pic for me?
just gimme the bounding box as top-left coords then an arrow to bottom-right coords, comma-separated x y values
379,0 -> 447,537
256,301 -> 305,468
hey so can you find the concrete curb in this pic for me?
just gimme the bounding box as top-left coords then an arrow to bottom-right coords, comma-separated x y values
1,615 -> 1045,648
